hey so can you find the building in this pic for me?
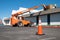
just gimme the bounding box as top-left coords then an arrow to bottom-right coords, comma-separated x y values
25,8 -> 60,26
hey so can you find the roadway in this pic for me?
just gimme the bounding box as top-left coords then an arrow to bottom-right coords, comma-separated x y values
0,26 -> 60,40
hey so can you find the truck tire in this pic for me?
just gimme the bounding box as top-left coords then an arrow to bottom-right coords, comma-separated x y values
12,24 -> 18,27
17,22 -> 23,27
27,23 -> 32,27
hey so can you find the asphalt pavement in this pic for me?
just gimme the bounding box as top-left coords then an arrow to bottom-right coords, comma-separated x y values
0,26 -> 60,40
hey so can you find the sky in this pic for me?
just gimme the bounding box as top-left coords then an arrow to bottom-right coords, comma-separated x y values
0,0 -> 60,19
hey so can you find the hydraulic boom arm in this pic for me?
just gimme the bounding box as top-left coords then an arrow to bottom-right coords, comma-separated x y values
12,5 -> 40,16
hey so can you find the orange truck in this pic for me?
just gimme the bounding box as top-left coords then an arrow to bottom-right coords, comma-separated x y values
10,6 -> 39,27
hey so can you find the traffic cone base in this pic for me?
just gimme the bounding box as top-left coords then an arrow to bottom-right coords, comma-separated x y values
36,32 -> 45,35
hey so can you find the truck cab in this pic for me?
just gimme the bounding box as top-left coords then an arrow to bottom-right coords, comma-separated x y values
17,16 -> 32,27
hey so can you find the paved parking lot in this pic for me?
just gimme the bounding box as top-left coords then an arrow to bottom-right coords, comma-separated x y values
0,26 -> 60,40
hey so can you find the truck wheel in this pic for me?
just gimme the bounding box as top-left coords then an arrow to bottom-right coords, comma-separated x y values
12,24 -> 17,27
17,22 -> 23,27
28,24 -> 32,27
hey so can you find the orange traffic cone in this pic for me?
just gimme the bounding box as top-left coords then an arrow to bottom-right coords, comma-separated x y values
36,18 -> 44,35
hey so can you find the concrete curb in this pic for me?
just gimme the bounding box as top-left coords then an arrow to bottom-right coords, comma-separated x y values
43,26 -> 60,28
35,25 -> 60,28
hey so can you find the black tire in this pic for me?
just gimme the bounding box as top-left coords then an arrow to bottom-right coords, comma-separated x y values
28,23 -> 32,27
17,22 -> 23,27
23,23 -> 31,27
12,24 -> 18,27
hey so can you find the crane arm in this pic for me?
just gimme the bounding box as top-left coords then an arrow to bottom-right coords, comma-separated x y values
12,5 -> 40,16
27,6 -> 39,11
